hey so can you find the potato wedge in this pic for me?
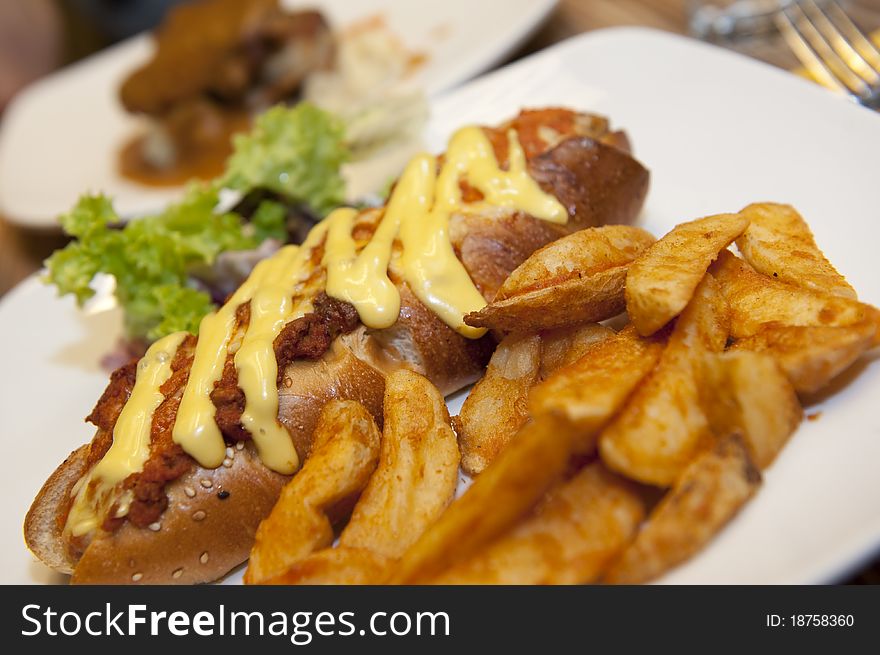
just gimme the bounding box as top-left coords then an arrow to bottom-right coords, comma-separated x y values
456,335 -> 541,476
735,203 -> 855,299
391,413 -> 579,583
626,213 -> 748,335
732,322 -> 876,395
701,350 -> 802,469
867,305 -> 880,346
539,323 -> 615,379
244,400 -> 381,584
258,548 -> 392,585
529,326 -> 664,436
464,265 -> 628,332
431,463 -> 644,584
711,250 -> 870,339
603,435 -> 761,584
494,225 -> 656,300
391,330 -> 664,583
340,369 -> 460,558
464,225 -> 655,332
600,274 -> 729,486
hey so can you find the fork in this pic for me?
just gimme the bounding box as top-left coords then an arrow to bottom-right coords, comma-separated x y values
776,0 -> 880,109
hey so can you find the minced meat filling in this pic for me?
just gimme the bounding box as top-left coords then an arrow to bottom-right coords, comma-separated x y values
84,361 -> 138,469
275,292 -> 360,372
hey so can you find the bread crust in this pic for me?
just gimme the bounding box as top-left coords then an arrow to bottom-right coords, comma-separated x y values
72,441 -> 287,584
24,445 -> 91,575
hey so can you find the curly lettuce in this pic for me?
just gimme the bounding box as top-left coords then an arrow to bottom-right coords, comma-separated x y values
45,103 -> 350,341
223,102 -> 349,216
45,186 -> 266,340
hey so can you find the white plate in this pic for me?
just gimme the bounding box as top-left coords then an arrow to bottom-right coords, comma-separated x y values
3,27 -> 880,584
0,0 -> 556,228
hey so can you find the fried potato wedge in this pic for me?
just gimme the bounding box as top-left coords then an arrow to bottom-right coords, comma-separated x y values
432,464 -> 645,584
711,250 -> 871,339
244,400 -> 381,584
626,213 -> 748,336
732,323 -> 876,395
494,225 -> 656,300
867,305 -> 880,347
465,265 -> 628,332
392,330 -> 661,583
391,413 -> 579,583
603,435 -> 761,584
529,326 -> 664,435
538,323 -> 615,379
600,274 -> 729,486
736,203 -> 855,299
464,225 -> 655,332
456,335 -> 541,476
258,548 -> 392,585
340,370 -> 460,559
701,351 -> 802,469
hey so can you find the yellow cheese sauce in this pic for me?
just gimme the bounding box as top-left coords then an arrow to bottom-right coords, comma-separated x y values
323,127 -> 567,336
68,124 -> 567,535
171,245 -> 302,470
66,331 -> 187,537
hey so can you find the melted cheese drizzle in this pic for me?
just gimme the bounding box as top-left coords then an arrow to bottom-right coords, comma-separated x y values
72,125 -> 567,532
66,331 -> 187,537
171,234 -> 326,474
325,126 -> 567,336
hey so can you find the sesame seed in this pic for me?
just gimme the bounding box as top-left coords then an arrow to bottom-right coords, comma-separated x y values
283,376 -> 293,388
200,552 -> 209,564
222,458 -> 233,468
235,442 -> 245,451
200,479 -> 213,489
184,486 -> 196,498
132,573 -> 143,582
217,490 -> 230,500
225,447 -> 234,459
192,510 -> 207,521
148,522 -> 161,532
172,568 -> 183,579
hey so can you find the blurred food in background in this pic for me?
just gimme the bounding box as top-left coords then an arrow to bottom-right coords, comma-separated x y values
119,0 -> 335,185
117,0 -> 427,190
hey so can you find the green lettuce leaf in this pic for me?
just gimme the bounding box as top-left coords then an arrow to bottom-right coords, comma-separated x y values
45,186 -> 263,340
223,102 -> 349,216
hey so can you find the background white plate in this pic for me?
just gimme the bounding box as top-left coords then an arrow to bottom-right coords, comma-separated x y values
2,27 -> 879,584
0,0 -> 556,228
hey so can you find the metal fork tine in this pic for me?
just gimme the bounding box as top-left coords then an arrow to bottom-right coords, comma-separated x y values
805,0 -> 880,84
779,2 -> 869,95
776,6 -> 849,93
825,1 -> 880,74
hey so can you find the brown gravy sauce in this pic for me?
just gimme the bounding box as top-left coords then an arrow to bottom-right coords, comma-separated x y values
118,111 -> 252,187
